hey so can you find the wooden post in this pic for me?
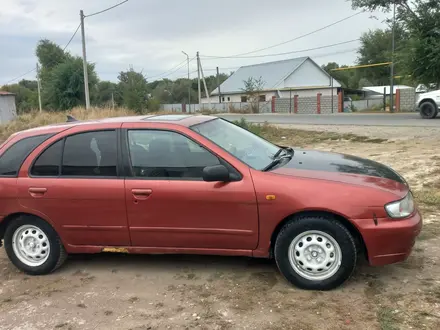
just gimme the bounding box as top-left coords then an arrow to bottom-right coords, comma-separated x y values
294,95 -> 298,114
317,93 -> 322,114
182,103 -> 186,113
395,89 -> 401,112
338,91 -> 343,113
271,96 -> 276,113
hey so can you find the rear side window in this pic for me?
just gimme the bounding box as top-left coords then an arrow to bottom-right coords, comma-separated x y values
31,140 -> 63,176
0,134 -> 51,177
31,131 -> 118,178
62,130 -> 117,177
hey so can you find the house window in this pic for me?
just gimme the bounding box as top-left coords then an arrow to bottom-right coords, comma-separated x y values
259,95 -> 266,102
227,97 -> 230,101
241,96 -> 247,102
222,97 -> 225,102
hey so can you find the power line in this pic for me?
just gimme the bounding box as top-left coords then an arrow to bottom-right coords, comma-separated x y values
147,56 -> 196,80
200,39 -> 360,59
2,22 -> 83,85
63,23 -> 82,51
85,0 -> 129,17
217,11 -> 364,57
3,68 -> 37,86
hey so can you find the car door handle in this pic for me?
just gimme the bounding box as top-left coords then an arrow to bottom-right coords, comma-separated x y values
132,189 -> 153,200
28,187 -> 47,197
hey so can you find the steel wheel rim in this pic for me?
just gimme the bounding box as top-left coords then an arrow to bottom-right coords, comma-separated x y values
12,225 -> 50,267
288,230 -> 342,281
421,104 -> 434,117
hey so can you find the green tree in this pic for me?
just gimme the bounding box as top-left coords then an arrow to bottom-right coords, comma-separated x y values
44,57 -> 98,110
351,0 -> 440,86
321,62 -> 359,88
1,82 -> 39,114
357,27 -> 407,85
96,81 -> 121,107
36,39 -> 69,70
118,68 -> 149,113
241,76 -> 265,113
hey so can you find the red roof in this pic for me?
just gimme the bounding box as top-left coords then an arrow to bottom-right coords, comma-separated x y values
0,91 -> 14,95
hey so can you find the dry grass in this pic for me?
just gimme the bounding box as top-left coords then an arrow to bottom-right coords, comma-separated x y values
0,107 -> 137,141
233,119 -> 388,147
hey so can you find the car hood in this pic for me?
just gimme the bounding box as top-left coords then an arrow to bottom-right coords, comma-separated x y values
419,90 -> 440,99
272,149 -> 408,193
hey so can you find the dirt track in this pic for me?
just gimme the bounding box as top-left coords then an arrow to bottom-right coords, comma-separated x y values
1,124 -> 440,330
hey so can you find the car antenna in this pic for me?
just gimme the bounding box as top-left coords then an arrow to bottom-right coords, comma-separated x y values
66,115 -> 78,122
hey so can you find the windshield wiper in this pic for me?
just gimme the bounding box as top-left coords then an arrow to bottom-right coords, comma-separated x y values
263,147 -> 294,172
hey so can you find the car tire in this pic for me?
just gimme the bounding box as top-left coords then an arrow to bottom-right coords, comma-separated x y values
274,215 -> 357,290
419,101 -> 438,119
4,215 -> 67,275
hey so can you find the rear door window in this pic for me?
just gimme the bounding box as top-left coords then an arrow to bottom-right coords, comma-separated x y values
31,140 -> 63,176
0,134 -> 52,177
62,130 -> 117,177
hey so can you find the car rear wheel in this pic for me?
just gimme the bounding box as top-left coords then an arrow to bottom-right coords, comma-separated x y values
4,215 -> 67,275
274,215 -> 357,290
419,101 -> 438,119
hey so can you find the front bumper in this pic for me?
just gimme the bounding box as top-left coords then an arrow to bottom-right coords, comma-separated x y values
356,211 -> 422,266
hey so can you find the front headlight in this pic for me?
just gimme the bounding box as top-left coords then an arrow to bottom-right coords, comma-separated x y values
385,192 -> 415,218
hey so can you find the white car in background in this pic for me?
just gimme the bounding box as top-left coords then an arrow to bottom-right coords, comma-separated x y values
417,90 -> 440,119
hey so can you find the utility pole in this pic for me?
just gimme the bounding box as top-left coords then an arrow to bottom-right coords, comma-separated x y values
182,51 -> 191,113
36,63 -> 42,113
111,92 -> 115,109
80,10 -> 90,109
216,67 -> 221,103
197,52 -> 201,105
199,58 -> 211,109
390,1 -> 396,113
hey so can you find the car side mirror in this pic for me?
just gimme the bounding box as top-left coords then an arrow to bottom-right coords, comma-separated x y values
203,165 -> 231,182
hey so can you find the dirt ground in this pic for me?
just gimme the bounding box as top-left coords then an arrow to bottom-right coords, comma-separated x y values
1,124 -> 440,330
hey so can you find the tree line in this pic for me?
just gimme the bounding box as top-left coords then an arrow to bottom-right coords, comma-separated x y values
1,39 -> 229,114
2,0 -> 439,113
322,0 -> 440,90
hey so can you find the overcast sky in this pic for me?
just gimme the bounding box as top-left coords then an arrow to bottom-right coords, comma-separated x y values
0,0 -> 390,85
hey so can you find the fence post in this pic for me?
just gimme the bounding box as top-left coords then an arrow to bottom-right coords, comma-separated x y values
338,92 -> 343,113
182,103 -> 186,113
317,93 -> 321,114
271,96 -> 276,113
395,89 -> 401,112
294,95 -> 298,114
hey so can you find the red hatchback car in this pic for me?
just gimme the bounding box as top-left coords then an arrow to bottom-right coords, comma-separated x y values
0,115 -> 422,290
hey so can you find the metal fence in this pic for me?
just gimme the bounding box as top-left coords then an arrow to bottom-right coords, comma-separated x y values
351,99 -> 384,111
160,101 -> 272,113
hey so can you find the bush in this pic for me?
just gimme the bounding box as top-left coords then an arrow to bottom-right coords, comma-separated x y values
146,98 -> 161,112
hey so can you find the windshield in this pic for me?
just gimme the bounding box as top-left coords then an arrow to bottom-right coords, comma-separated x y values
191,118 -> 280,170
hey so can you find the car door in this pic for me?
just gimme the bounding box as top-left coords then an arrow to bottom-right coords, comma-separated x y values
122,122 -> 259,250
17,124 -> 130,247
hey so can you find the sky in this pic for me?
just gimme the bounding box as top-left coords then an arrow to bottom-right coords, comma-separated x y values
0,0 -> 390,86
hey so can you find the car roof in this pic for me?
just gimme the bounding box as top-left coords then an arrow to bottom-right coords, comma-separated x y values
13,114 -> 218,139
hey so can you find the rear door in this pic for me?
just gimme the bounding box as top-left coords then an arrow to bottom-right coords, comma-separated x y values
17,124 -> 130,247
122,122 -> 259,250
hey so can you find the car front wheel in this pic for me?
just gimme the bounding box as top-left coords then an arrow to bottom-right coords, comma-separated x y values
4,215 -> 67,275
419,101 -> 438,119
274,215 -> 357,290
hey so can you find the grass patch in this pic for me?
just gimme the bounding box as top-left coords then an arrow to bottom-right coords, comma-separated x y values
413,189 -> 440,213
232,118 -> 387,147
377,308 -> 400,330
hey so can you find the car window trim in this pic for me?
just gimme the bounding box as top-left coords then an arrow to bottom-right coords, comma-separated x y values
121,128 -> 242,181
28,129 -> 122,179
0,133 -> 55,178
